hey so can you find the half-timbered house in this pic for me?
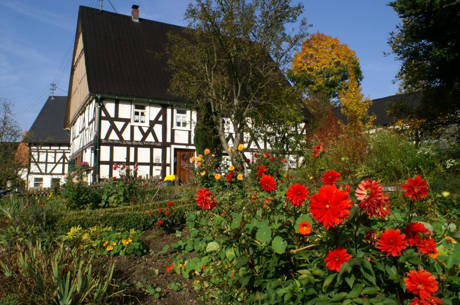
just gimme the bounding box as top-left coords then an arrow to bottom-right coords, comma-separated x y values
65,6 -> 197,183
25,96 -> 70,189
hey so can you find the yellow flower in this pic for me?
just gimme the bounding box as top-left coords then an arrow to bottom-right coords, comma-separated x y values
204,148 -> 211,155
229,165 -> 235,171
128,238 -> 132,243
196,156 -> 203,162
200,171 -> 206,176
112,241 -> 117,246
442,191 -> 450,198
103,241 -> 108,247
227,146 -> 233,153
177,264 -> 183,269
446,236 -> 457,244
195,280 -> 200,285
214,173 -> 222,180
106,245 -> 114,251
237,174 -> 243,181
237,144 -> 244,151
122,239 -> 129,245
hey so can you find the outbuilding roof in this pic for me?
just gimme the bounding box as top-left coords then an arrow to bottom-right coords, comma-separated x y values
26,96 -> 70,144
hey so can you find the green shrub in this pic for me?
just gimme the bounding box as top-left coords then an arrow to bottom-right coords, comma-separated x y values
360,130 -> 437,182
62,178 -> 102,209
55,199 -> 194,233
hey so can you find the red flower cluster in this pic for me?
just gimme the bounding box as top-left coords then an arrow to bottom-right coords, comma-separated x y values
257,165 -> 268,177
404,268 -> 440,301
405,223 -> 438,258
259,175 -> 277,192
312,143 -> 326,158
401,176 -> 429,202
167,201 -> 174,207
355,180 -> 391,219
309,185 -> 352,229
166,264 -> 174,273
324,247 -> 352,272
406,222 -> 431,246
195,187 -> 217,210
157,219 -> 164,226
322,170 -> 341,185
286,184 -> 309,206
226,172 -> 235,182
410,296 -> 443,305
376,228 -> 408,257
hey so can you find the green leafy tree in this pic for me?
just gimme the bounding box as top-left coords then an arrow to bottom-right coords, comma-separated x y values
168,0 -> 308,165
0,99 -> 22,189
388,0 -> 460,127
194,103 -> 222,161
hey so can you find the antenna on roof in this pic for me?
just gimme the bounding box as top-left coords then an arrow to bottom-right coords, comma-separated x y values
50,82 -> 57,100
99,0 -> 103,10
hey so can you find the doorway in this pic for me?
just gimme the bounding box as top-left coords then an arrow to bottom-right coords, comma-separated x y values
175,149 -> 195,184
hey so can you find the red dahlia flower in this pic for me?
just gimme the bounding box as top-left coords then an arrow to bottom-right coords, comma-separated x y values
410,296 -> 443,305
286,184 -> 309,206
157,219 -> 164,226
195,187 -> 217,210
356,180 -> 391,219
376,228 -> 408,257
264,152 -> 270,158
259,175 -> 277,192
406,222 -> 431,247
401,176 -> 429,202
313,144 -> 325,158
416,238 -> 439,258
404,268 -> 439,300
309,185 -> 352,229
166,264 -> 173,273
298,221 -> 312,235
167,201 -> 174,207
257,165 -> 268,177
322,170 -> 341,185
226,172 -> 235,182
324,247 -> 352,272
147,211 -> 152,216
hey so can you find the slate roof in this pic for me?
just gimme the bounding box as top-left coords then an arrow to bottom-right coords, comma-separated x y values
26,96 -> 70,144
78,6 -> 186,103
369,91 -> 423,126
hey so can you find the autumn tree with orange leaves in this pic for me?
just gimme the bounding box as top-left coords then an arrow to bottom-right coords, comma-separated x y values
289,33 -> 373,129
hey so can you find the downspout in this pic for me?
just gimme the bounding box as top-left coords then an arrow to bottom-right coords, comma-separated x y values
94,96 -> 102,183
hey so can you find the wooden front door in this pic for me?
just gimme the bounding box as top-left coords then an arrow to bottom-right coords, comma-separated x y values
175,149 -> 195,184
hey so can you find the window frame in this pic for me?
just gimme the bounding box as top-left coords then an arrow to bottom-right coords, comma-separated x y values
174,108 -> 189,130
33,177 -> 43,188
131,103 -> 149,125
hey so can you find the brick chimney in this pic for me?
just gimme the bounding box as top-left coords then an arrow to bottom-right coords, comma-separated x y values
131,4 -> 139,22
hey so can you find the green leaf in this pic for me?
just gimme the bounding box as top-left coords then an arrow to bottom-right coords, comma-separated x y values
322,273 -> 336,291
271,236 -> 287,254
225,248 -> 235,260
345,274 -> 355,289
447,243 -> 460,269
256,223 -> 272,243
231,214 -> 242,229
348,283 -> 364,298
205,241 -> 220,253
295,214 -> 313,231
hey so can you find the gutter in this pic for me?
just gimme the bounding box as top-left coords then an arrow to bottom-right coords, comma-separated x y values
94,96 -> 102,183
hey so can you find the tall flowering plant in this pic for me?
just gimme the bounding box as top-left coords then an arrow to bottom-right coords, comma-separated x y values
178,165 -> 459,304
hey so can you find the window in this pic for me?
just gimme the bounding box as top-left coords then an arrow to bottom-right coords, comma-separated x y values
133,104 -> 147,124
175,109 -> 188,128
34,177 -> 43,188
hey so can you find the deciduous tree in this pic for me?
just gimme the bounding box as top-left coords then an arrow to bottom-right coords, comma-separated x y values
168,0 -> 307,164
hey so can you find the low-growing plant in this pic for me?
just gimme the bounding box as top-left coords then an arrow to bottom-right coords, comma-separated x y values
62,226 -> 146,256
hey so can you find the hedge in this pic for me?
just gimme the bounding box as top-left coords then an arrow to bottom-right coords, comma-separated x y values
56,199 -> 195,232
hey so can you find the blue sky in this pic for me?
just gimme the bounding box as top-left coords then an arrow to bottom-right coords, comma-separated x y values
0,0 -> 401,132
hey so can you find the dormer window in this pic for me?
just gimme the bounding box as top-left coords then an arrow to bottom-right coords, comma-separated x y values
133,104 -> 147,124
175,108 -> 188,128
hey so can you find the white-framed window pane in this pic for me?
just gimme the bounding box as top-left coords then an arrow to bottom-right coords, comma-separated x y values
133,104 -> 147,123
34,177 -> 43,188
